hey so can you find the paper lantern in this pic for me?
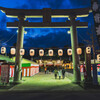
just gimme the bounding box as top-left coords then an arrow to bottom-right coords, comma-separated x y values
58,49 -> 63,56
67,49 -> 72,56
97,54 -> 100,62
39,49 -> 44,56
86,47 -> 91,54
30,49 -> 35,56
77,48 -> 82,55
1,47 -> 6,54
10,48 -> 16,55
48,49 -> 53,56
20,49 -> 25,56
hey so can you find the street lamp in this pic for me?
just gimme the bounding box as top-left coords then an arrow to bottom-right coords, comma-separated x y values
67,31 -> 71,34
16,30 -> 27,34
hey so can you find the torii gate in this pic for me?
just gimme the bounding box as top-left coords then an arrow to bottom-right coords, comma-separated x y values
0,7 -> 91,83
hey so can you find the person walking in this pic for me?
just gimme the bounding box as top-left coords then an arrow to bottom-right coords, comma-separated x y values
54,68 -> 58,79
62,68 -> 65,79
58,69 -> 62,80
44,67 -> 47,74
47,66 -> 49,74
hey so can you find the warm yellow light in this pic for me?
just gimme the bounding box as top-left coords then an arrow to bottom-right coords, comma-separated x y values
97,54 -> 100,62
10,48 -> 16,55
1,47 -> 6,54
39,49 -> 44,56
67,31 -> 71,34
77,48 -> 82,55
86,47 -> 91,54
67,49 -> 72,56
29,49 -> 35,56
20,49 -> 25,56
48,49 -> 53,56
58,49 -> 63,56
16,30 -> 27,34
24,31 -> 27,34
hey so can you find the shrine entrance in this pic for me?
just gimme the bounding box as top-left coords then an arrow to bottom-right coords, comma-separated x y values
0,7 -> 90,83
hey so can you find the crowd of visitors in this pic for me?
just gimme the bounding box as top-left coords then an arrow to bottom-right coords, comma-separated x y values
54,67 -> 65,79
44,66 -> 66,79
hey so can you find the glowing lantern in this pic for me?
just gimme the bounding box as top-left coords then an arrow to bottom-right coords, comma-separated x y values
20,49 -> 25,56
48,49 -> 53,56
77,48 -> 82,55
67,49 -> 72,56
39,49 -> 44,56
1,47 -> 6,54
30,49 -> 35,56
10,48 -> 16,55
86,47 -> 91,54
58,49 -> 63,56
97,54 -> 100,62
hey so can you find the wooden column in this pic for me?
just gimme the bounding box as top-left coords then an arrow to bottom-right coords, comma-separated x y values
43,8 -> 51,24
85,52 -> 92,82
69,15 -> 81,83
14,16 -> 25,83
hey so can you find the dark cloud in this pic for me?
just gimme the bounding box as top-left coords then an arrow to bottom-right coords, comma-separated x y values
68,0 -> 91,8
42,0 -> 64,9
24,31 -> 72,48
0,0 -> 92,9
0,30 -> 17,46
0,15 -> 6,30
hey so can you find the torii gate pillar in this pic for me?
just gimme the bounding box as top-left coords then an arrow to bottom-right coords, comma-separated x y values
70,15 -> 81,83
14,16 -> 24,83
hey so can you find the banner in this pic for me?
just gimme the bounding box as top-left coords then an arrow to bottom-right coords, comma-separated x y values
1,64 -> 10,83
91,0 -> 100,46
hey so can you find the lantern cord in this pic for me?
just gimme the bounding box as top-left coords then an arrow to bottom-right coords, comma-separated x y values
78,33 -> 90,44
1,33 -> 16,44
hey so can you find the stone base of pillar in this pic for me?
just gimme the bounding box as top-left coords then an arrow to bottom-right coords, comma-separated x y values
13,80 -> 23,85
72,80 -> 80,84
80,80 -> 100,89
80,78 -> 93,89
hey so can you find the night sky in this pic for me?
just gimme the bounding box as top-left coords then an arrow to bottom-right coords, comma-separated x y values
0,0 -> 100,51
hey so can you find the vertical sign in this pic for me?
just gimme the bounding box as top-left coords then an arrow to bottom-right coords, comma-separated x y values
85,52 -> 92,82
91,0 -> 100,46
93,64 -> 98,85
1,64 -> 10,83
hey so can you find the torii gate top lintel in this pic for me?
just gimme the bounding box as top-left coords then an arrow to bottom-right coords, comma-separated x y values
0,7 -> 91,18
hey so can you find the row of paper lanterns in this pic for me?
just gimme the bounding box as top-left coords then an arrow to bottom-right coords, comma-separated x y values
1,47 -> 91,55
1,47 -> 100,61
0,47 -> 91,56
1,47 -> 82,56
